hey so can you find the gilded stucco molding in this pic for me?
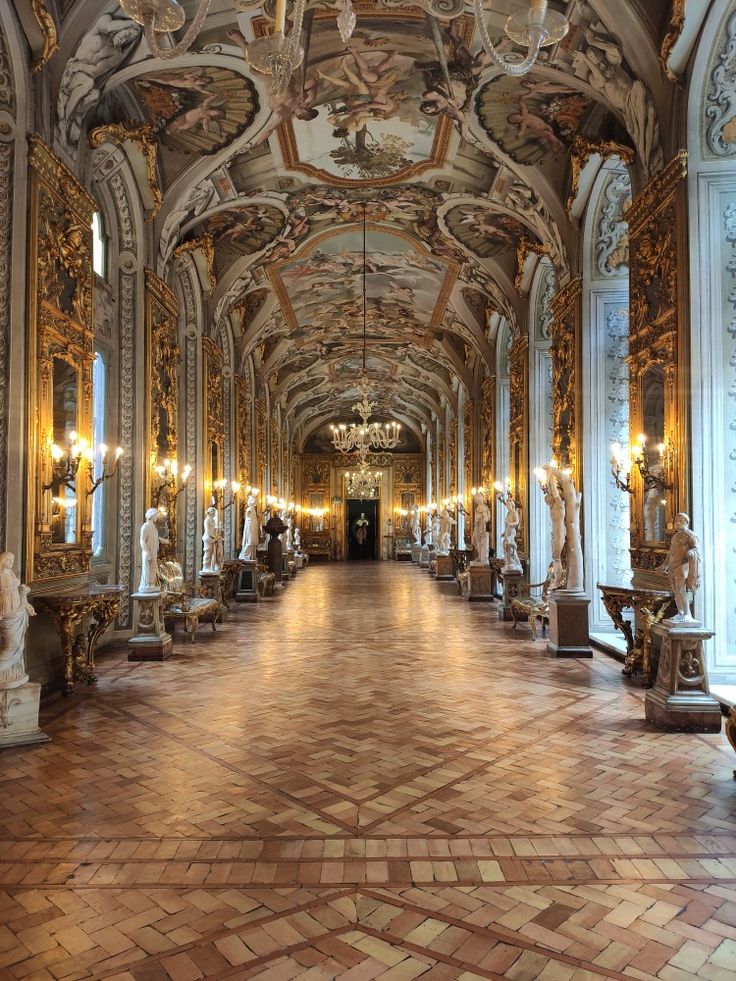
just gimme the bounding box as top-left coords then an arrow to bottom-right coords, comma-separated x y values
566,136 -> 634,217
89,124 -> 162,221
175,234 -> 216,294
31,0 -> 59,74
660,0 -> 687,84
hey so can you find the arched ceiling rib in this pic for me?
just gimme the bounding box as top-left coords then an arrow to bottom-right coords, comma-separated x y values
54,0 -> 662,441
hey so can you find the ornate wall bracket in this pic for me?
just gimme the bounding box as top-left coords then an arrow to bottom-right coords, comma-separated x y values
660,0 -> 687,85
567,136 -> 634,217
175,234 -> 216,295
515,238 -> 549,290
89,124 -> 162,221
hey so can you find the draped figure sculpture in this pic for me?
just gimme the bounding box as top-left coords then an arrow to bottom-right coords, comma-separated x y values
545,464 -> 584,592
544,468 -> 566,590
438,506 -> 456,554
202,506 -> 224,574
431,510 -> 441,548
0,552 -> 35,689
139,508 -> 161,593
500,494 -> 523,573
411,507 -> 422,546
661,513 -> 701,622
239,493 -> 260,561
472,492 -> 491,566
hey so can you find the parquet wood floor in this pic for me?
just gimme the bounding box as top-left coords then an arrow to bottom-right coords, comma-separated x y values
1,563 -> 735,980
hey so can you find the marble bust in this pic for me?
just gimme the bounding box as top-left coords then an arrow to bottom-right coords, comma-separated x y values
139,508 -> 161,593
0,552 -> 35,689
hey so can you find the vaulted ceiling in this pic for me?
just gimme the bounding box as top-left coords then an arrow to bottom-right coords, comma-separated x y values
49,0 -> 674,448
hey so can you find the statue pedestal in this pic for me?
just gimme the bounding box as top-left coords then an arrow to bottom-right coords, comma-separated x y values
235,560 -> 258,603
435,553 -> 454,581
466,565 -> 493,601
499,570 -> 524,621
294,551 -> 308,569
546,591 -> 593,658
411,544 -> 422,564
419,546 -> 430,569
0,682 -> 49,748
281,550 -> 296,581
268,539 -> 283,584
199,572 -> 225,616
128,592 -> 172,662
645,622 -> 722,732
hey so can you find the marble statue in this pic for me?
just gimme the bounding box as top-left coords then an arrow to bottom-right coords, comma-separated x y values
439,506 -> 456,554
294,527 -> 301,549
424,511 -> 434,547
411,508 -> 422,546
286,513 -> 294,550
202,506 -> 224,574
139,508 -> 160,593
0,553 -> 35,689
661,513 -> 701,623
500,495 -> 522,573
472,492 -> 491,567
543,467 -> 566,590
431,510 -> 441,548
549,466 -> 584,593
239,493 -> 260,561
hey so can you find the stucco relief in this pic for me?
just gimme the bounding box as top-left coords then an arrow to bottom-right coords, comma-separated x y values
705,10 -> 736,158
605,306 -> 630,583
595,171 -> 631,279
722,201 -> 736,650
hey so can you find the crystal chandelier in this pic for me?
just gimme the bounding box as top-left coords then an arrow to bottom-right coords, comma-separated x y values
345,462 -> 382,500
473,0 -> 569,77
330,201 -> 401,453
119,0 -> 212,60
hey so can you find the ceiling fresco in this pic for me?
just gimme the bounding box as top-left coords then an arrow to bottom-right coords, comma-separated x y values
55,0 -> 667,443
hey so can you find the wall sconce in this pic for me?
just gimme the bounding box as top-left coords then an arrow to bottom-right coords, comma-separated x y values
611,435 -> 673,494
44,433 -> 123,497
87,443 -> 124,496
153,458 -> 192,505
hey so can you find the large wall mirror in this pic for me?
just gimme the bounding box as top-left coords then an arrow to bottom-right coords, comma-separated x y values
203,337 -> 225,506
641,363 -> 666,544
28,139 -> 96,581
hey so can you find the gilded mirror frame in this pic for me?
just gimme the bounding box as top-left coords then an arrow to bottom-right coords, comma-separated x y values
626,152 -> 689,581
203,336 -> 225,502
27,138 -> 96,582
145,270 -> 180,559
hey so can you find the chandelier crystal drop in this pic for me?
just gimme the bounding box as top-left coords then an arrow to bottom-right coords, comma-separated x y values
337,0 -> 357,44
473,0 -> 569,77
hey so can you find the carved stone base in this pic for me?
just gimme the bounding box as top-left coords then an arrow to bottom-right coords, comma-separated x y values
466,565 -> 493,601
411,544 -> 422,564
0,683 -> 50,748
546,592 -> 593,658
235,560 -> 259,603
199,572 -> 226,616
268,540 -> 283,583
500,570 -> 524,621
128,592 -> 173,662
645,623 -> 722,733
419,547 -> 431,569
435,554 -> 454,581
294,551 -> 308,569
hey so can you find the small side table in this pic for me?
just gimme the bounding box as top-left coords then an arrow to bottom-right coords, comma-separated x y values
35,585 -> 123,696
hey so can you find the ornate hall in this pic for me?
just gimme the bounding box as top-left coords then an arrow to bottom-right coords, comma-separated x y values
2,0 -> 736,977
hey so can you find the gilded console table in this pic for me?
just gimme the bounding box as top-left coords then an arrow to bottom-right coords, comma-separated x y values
35,585 -> 123,696
597,583 -> 675,686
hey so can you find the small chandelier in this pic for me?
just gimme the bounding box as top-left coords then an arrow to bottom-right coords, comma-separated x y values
473,0 -> 569,77
345,463 -> 382,500
119,0 -> 212,60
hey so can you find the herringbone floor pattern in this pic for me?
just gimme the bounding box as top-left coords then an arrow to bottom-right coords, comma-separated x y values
1,563 -> 735,979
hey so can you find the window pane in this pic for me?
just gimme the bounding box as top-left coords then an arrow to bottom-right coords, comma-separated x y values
92,212 -> 106,279
91,352 -> 106,557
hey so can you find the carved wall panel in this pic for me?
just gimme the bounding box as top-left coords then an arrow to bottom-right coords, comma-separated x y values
438,431 -> 446,500
481,374 -> 495,489
145,270 -> 180,559
235,375 -> 252,488
27,138 -> 96,582
509,334 -> 529,557
449,418 -> 458,496
203,336 -> 224,506
550,278 -> 582,479
255,397 -> 266,493
626,152 -> 689,577
463,398 -> 473,500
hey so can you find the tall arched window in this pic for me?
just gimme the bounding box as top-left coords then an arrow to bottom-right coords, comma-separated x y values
92,211 -> 107,279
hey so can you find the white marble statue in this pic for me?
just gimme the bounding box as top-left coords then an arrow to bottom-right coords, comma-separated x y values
0,552 -> 35,689
438,507 -> 457,555
661,513 -> 701,623
56,13 -> 141,149
472,493 -> 491,567
549,466 -> 584,593
202,506 -> 224,574
286,513 -> 294,550
411,508 -> 422,546
501,495 -> 523,573
424,511 -> 434,547
239,493 -> 260,561
543,467 -> 566,590
139,508 -> 161,593
431,510 -> 441,549
294,527 -> 301,550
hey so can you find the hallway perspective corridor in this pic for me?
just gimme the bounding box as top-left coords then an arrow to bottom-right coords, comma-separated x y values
1,563 -> 736,979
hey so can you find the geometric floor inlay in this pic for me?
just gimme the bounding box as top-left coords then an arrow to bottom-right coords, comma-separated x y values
1,563 -> 735,978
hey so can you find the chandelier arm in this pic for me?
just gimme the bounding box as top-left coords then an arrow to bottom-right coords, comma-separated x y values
472,0 -> 546,77
142,0 -> 212,59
